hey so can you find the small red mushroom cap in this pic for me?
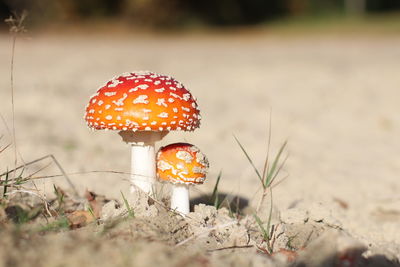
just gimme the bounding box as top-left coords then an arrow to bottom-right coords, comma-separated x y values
84,71 -> 201,132
156,143 -> 209,185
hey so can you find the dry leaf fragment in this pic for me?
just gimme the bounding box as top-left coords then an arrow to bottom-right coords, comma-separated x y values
67,210 -> 95,229
84,190 -> 106,218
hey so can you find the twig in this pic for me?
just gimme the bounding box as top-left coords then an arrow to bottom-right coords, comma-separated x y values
207,245 -> 253,252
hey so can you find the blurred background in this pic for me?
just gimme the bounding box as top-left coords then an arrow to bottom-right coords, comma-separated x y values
0,0 -> 400,31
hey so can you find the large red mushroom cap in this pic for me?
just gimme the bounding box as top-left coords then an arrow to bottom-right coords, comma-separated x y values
84,71 -> 201,132
156,143 -> 209,185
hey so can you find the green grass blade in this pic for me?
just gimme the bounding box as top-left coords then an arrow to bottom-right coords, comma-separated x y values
254,189 -> 274,253
121,191 -> 134,218
253,214 -> 269,241
233,135 -> 264,187
271,154 -> 289,184
211,170 -> 222,209
262,113 -> 272,180
37,217 -> 70,233
264,140 -> 287,188
3,170 -> 9,198
14,167 -> 26,185
264,189 -> 274,253
87,206 -> 96,220
266,189 -> 273,240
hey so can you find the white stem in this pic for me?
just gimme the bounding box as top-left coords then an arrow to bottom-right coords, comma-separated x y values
130,143 -> 156,195
171,184 -> 190,215
119,131 -> 168,197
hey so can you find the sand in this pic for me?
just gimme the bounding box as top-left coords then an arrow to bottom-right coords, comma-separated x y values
0,31 -> 400,266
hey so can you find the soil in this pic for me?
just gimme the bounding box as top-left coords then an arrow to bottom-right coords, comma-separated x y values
0,31 -> 399,266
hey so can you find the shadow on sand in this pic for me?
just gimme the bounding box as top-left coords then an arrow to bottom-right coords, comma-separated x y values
190,192 -> 250,214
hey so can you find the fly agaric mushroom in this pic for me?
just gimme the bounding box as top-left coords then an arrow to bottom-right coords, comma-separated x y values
84,71 -> 201,196
156,143 -> 209,215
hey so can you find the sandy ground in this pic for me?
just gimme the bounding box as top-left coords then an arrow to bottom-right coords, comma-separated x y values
1,32 -> 400,262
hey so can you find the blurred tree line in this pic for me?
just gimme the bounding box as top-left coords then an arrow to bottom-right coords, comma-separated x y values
1,0 -> 399,28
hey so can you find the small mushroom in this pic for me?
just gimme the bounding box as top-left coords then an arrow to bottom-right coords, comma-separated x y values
84,71 -> 201,196
156,143 -> 209,215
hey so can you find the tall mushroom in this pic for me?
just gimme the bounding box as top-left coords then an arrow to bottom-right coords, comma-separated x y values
156,143 -> 209,215
84,71 -> 201,196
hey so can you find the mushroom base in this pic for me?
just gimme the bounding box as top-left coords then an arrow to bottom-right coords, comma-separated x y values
171,184 -> 190,215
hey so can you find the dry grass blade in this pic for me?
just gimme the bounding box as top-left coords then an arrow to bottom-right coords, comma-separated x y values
48,155 -> 78,197
233,135 -> 264,186
207,245 -> 254,252
0,154 -> 78,196
4,11 -> 28,181
0,143 -> 11,154
1,162 -> 52,192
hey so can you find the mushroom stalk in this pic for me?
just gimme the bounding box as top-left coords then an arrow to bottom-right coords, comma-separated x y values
130,143 -> 156,195
171,184 -> 190,215
119,131 -> 168,196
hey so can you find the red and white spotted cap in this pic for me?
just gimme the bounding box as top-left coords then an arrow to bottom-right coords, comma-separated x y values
157,143 -> 209,185
84,71 -> 201,132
